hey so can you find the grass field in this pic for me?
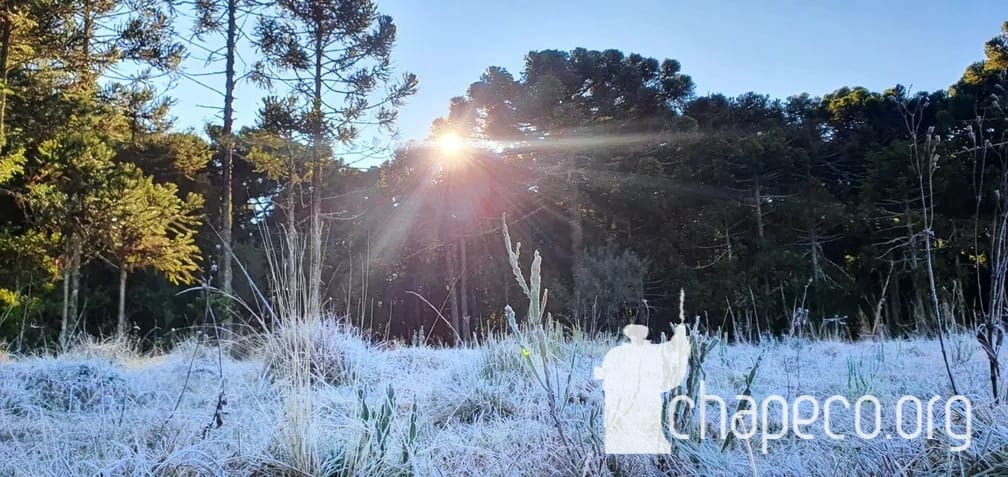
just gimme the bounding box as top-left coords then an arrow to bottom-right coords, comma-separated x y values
1,320 -> 1005,476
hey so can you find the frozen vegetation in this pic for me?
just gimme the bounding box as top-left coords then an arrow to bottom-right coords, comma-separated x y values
0,321 -> 1005,476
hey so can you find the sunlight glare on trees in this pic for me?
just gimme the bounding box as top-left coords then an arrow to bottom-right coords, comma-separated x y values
437,131 -> 465,158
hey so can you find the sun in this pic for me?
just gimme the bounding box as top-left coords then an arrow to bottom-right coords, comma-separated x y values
437,131 -> 464,156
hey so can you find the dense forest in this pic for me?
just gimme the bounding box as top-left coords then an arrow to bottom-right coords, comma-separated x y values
0,1 -> 1006,349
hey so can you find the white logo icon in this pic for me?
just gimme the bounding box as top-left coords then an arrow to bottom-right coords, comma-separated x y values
594,323 -> 691,454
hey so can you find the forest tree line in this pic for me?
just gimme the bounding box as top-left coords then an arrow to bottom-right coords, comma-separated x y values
0,1 -> 1006,348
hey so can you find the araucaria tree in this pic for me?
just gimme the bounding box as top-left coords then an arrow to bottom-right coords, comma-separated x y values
186,0 -> 258,308
23,129 -> 119,346
253,0 -> 417,315
103,166 -> 202,338
0,0 -> 201,345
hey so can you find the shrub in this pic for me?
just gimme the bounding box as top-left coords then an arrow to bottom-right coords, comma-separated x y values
63,335 -> 144,362
477,338 -> 532,380
429,368 -> 518,426
263,318 -> 367,386
573,241 -> 649,331
17,361 -> 131,412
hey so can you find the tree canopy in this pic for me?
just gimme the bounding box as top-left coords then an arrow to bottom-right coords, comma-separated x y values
0,8 -> 1006,349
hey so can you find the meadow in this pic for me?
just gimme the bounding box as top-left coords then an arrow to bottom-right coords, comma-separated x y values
1,316 -> 1005,476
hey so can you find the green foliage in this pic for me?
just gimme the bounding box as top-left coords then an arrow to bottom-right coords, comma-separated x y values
0,148 -> 24,184
242,123 -> 311,185
670,328 -> 721,436
252,0 -> 418,148
0,4 -> 1007,352
720,353 -> 763,452
104,165 -> 202,284
0,227 -> 57,278
309,385 -> 419,477
845,356 -> 878,397
25,129 -> 119,250
478,337 -> 533,380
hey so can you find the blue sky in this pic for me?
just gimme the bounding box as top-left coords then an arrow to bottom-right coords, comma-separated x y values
168,0 -> 1005,163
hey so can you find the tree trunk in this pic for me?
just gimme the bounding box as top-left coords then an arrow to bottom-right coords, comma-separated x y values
566,165 -> 583,287
412,272 -> 421,333
809,229 -> 822,282
278,141 -> 298,311
219,0 -> 238,327
285,189 -> 298,310
81,0 -> 93,88
60,241 -> 71,348
458,235 -> 470,341
753,177 -> 765,241
888,273 -> 901,331
117,266 -> 127,338
445,241 -> 461,344
308,33 -> 324,318
68,239 -> 81,343
905,201 -> 918,269
0,16 -> 11,148
309,153 -> 322,317
872,265 -> 893,337
725,225 -> 733,260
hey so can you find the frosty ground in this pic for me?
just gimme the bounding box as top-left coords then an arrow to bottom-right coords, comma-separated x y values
0,323 -> 1005,476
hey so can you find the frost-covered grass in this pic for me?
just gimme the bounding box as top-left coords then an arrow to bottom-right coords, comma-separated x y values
0,324 -> 1005,476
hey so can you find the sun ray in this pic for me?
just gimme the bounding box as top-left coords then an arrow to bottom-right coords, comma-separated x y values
437,131 -> 464,156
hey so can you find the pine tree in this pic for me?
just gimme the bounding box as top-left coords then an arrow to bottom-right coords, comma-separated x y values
22,128 -> 119,345
253,0 -> 417,315
102,164 -> 202,338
